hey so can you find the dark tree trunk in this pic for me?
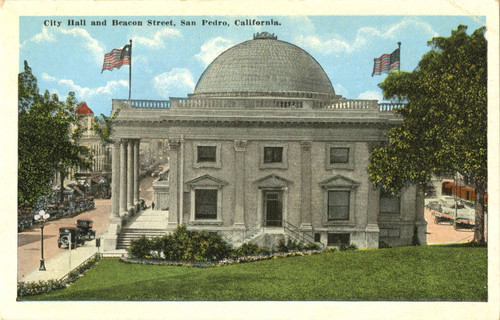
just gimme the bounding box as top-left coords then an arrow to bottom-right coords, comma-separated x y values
473,186 -> 487,245
59,171 -> 65,204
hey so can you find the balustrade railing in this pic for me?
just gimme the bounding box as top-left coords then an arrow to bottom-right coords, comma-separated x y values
379,102 -> 406,111
116,98 -> 405,112
131,99 -> 171,109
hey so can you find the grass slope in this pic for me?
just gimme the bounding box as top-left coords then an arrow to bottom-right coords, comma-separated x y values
23,245 -> 487,301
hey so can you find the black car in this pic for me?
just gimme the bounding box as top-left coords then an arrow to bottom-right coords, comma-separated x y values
76,219 -> 96,240
58,227 -> 85,249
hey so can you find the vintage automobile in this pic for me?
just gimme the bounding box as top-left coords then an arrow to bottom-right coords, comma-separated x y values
76,219 -> 96,240
57,227 -> 86,249
426,201 -> 454,224
454,216 -> 475,230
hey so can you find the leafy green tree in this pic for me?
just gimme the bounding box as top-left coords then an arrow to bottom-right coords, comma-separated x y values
91,109 -> 120,146
368,25 -> 487,244
18,61 -> 92,208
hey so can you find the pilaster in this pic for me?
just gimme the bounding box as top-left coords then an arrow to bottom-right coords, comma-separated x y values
233,140 -> 247,229
300,141 -> 312,231
167,139 -> 180,228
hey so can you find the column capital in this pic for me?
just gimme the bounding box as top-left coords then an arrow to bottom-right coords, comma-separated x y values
300,141 -> 312,151
168,139 -> 180,151
234,139 -> 247,152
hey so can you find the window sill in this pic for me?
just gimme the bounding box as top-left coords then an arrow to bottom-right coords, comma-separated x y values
323,221 -> 355,227
189,219 -> 223,226
193,162 -> 221,169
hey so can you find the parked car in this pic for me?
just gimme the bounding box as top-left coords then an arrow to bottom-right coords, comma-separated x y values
76,219 -> 96,240
454,216 -> 475,230
58,227 -> 85,249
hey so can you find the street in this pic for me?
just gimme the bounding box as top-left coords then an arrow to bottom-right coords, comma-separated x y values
17,174 -> 157,280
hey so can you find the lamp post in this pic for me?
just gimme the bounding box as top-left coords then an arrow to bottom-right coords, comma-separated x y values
34,210 -> 50,271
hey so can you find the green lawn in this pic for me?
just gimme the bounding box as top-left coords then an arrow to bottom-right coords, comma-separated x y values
22,245 -> 487,301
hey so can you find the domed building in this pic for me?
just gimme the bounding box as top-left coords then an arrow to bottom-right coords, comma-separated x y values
103,32 -> 427,251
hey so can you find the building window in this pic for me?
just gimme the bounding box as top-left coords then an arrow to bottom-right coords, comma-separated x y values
330,147 -> 349,164
193,142 -> 221,168
194,189 -> 218,220
263,147 -> 283,163
327,233 -> 350,246
379,193 -> 400,215
325,143 -> 355,170
314,233 -> 321,242
260,143 -> 288,169
197,146 -> 216,162
328,191 -> 350,221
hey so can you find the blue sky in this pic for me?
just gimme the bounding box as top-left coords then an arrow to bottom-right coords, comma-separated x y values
19,15 -> 486,117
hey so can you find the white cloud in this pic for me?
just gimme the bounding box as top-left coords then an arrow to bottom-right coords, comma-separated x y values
20,27 -> 105,64
132,28 -> 181,49
43,73 -> 128,99
295,17 -> 438,55
153,68 -> 195,98
295,35 -> 350,55
58,28 -> 104,63
41,72 -> 57,82
195,37 -> 233,66
333,83 -> 348,97
357,90 -> 383,101
132,55 -> 153,74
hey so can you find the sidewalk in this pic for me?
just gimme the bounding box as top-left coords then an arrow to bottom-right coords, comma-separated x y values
20,239 -> 126,283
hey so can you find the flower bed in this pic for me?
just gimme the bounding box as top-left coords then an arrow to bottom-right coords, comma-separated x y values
121,249 -> 331,268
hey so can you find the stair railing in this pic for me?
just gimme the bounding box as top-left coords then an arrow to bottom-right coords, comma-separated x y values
283,220 -> 324,249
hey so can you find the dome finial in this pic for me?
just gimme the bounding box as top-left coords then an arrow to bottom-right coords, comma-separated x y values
253,32 -> 277,40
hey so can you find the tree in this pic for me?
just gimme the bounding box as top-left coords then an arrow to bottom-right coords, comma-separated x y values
52,92 -> 93,203
91,109 -> 120,146
18,61 -> 92,208
368,25 -> 487,244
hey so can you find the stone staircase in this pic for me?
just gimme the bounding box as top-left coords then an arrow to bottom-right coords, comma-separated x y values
116,209 -> 169,250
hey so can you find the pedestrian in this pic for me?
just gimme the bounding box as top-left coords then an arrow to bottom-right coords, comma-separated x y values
152,202 -> 155,210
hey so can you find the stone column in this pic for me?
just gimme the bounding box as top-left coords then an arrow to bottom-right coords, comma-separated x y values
134,139 -> 140,209
111,142 -> 120,221
300,141 -> 312,230
167,139 -> 180,228
119,139 -> 128,216
233,140 -> 247,229
127,140 -> 134,213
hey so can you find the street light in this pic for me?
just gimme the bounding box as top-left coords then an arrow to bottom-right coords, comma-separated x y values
34,210 -> 50,271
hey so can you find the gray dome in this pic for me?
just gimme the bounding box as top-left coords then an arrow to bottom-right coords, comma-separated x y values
193,33 -> 335,97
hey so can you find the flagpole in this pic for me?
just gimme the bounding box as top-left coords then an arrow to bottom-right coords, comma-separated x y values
397,42 -> 401,71
129,39 -> 132,101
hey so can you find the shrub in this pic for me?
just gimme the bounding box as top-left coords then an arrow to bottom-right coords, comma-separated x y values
129,235 -> 151,259
128,225 -> 234,262
339,243 -> 358,251
236,242 -> 270,257
273,237 -> 318,253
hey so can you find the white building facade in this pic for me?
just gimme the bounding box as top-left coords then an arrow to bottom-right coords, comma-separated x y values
104,32 -> 427,250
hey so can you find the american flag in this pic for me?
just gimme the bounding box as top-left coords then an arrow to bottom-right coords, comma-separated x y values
372,48 -> 400,77
101,44 -> 131,73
